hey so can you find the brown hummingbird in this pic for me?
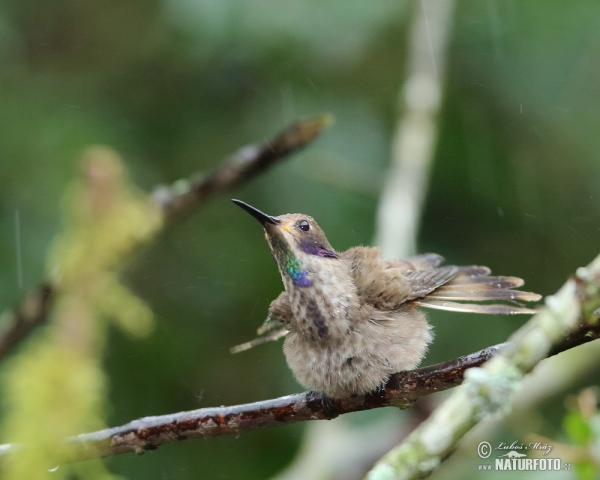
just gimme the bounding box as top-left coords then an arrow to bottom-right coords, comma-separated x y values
231,199 -> 541,399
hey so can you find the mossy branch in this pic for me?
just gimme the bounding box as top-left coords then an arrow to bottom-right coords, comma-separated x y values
365,253 -> 600,480
0,148 -> 163,480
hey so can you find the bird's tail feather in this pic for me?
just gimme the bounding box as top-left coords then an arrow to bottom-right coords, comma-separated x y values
415,299 -> 538,315
415,267 -> 541,315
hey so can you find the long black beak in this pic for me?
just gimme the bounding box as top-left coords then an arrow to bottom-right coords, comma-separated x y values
232,199 -> 280,225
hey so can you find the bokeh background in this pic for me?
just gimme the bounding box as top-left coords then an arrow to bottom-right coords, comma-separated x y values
1,1 -> 600,479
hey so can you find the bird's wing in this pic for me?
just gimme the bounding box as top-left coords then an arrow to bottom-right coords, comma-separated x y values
230,292 -> 290,354
344,247 -> 541,314
401,265 -> 460,299
386,253 -> 444,271
267,291 -> 294,324
342,246 -> 413,310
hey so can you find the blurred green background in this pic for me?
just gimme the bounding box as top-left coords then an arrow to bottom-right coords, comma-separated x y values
1,0 -> 599,479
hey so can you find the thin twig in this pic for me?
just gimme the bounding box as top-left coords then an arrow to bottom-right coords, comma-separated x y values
0,284 -> 53,360
0,115 -> 332,362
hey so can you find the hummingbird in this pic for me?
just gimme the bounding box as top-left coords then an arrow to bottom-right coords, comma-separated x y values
231,199 -> 541,399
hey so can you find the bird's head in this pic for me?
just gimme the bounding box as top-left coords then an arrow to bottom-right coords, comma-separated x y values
232,199 -> 337,287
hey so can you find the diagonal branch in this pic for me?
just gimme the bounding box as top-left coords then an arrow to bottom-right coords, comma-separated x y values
366,253 -> 600,479
0,115 -> 332,362
152,114 -> 333,219
69,345 -> 504,459
0,316 -> 598,463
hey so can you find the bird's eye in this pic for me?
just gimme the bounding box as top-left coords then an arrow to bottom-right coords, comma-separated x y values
298,220 -> 310,232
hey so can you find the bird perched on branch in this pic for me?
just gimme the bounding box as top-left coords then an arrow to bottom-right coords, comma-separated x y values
231,199 -> 541,399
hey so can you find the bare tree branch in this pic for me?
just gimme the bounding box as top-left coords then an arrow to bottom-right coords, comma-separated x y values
0,344 -> 501,461
0,315 -> 598,463
0,115 -> 332,362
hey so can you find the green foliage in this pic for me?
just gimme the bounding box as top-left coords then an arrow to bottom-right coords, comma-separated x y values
564,410 -> 593,446
562,389 -> 600,480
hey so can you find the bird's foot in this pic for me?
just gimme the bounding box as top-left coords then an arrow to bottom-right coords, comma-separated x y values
306,390 -> 338,418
